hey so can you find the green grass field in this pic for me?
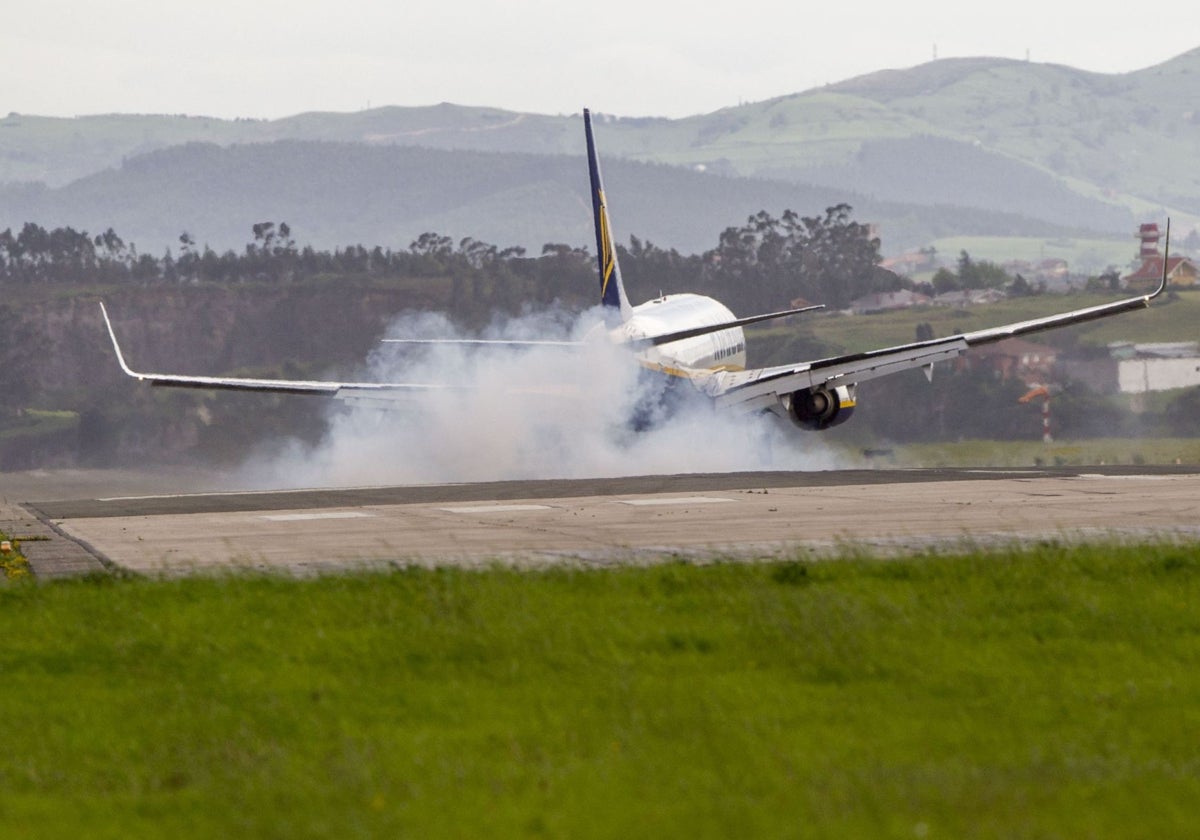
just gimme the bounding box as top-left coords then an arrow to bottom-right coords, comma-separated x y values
3,544 -> 1200,838
751,289 -> 1200,363
846,437 -> 1200,468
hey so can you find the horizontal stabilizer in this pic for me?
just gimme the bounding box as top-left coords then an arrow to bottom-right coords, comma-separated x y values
627,304 -> 824,349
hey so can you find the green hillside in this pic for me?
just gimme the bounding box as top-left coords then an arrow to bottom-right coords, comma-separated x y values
818,52 -> 1200,219
3,48 -> 1199,254
0,141 -> 1077,256
0,106 -> 582,188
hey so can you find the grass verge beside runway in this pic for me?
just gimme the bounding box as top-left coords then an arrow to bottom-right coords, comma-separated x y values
0,529 -> 31,580
2,543 -> 1199,838
872,437 -> 1200,469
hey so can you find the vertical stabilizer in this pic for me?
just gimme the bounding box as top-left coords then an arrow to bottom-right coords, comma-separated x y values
584,108 -> 633,324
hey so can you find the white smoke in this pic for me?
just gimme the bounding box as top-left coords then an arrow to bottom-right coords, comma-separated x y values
235,307 -> 843,488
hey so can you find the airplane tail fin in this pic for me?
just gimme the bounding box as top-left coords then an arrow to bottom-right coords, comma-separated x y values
584,108 -> 633,325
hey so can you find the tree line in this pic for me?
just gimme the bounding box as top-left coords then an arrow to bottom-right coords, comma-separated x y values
0,204 -> 899,318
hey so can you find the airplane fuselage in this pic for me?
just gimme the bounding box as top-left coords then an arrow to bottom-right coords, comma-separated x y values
607,293 -> 747,375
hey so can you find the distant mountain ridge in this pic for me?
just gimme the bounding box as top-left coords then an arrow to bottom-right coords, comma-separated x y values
2,48 -> 1198,254
0,141 -> 1071,256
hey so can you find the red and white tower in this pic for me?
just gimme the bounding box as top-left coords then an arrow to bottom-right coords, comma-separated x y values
1137,223 -> 1161,259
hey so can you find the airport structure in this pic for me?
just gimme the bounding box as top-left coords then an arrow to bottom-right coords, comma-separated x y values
1063,342 -> 1200,396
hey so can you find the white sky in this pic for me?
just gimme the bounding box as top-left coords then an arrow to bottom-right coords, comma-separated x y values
3,1 -> 1197,120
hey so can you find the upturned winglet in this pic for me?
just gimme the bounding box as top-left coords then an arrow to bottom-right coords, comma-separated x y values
99,301 -> 141,380
1149,218 -> 1172,300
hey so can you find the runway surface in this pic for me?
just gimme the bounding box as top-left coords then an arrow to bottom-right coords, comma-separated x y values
18,465 -> 1200,575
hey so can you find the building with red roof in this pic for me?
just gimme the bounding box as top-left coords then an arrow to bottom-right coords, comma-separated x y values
1122,255 -> 1197,292
1123,222 -> 1198,291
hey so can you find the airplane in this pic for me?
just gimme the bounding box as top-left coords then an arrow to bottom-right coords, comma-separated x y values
101,108 -> 1170,434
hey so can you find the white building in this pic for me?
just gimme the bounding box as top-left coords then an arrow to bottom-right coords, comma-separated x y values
1113,343 -> 1200,394
1063,342 -> 1200,394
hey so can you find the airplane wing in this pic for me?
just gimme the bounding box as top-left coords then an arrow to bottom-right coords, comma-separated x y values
707,250 -> 1171,413
101,302 -> 452,400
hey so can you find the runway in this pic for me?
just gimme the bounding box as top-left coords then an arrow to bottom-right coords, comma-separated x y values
17,465 -> 1200,576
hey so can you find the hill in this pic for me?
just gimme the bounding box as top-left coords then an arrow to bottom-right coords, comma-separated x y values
0,141 -> 1072,256
3,49 -> 1200,254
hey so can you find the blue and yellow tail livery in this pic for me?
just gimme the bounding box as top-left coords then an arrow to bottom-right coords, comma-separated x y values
584,109 -> 632,324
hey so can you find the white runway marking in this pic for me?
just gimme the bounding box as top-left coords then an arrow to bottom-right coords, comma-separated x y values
261,511 -> 374,522
439,504 -> 555,514
620,496 -> 735,507
1076,474 -> 1178,481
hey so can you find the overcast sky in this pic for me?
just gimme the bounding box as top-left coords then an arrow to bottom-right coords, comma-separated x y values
4,1 -> 1196,120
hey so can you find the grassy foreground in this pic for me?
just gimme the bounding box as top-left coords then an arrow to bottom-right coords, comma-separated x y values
3,545 -> 1200,838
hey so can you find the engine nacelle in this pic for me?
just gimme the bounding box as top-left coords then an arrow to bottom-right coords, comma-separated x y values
779,384 -> 856,431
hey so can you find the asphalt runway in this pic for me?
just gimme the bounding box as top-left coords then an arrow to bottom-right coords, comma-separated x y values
18,465 -> 1200,575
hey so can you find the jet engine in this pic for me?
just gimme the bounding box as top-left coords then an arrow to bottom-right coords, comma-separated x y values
777,384 -> 856,430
